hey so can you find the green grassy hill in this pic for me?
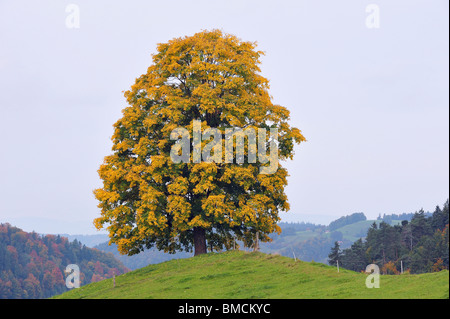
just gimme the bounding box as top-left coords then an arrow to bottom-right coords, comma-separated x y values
330,219 -> 402,243
54,251 -> 449,299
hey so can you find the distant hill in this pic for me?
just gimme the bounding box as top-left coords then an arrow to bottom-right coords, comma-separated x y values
376,212 -> 432,224
53,251 -> 449,299
0,223 -> 129,299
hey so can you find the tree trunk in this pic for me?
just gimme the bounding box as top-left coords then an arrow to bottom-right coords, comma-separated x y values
193,227 -> 207,256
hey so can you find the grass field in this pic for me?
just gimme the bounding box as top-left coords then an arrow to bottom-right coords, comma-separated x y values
54,251 -> 449,299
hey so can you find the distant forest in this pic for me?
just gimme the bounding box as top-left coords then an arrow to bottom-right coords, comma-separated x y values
328,213 -> 366,231
328,200 -> 449,274
376,211 -> 432,224
0,224 -> 128,299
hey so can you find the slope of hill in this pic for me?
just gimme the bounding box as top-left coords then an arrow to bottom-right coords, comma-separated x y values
330,220 -> 396,243
94,241 -> 192,270
54,251 -> 449,299
0,223 -> 129,299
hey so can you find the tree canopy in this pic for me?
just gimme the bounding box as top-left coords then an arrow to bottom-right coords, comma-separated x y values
94,30 -> 305,256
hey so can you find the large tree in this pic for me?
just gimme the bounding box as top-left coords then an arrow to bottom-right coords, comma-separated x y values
94,30 -> 305,256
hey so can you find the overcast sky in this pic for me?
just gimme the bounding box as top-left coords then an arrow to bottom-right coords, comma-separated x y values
0,0 -> 448,234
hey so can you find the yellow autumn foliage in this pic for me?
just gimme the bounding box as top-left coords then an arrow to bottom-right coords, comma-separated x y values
94,30 -> 305,255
